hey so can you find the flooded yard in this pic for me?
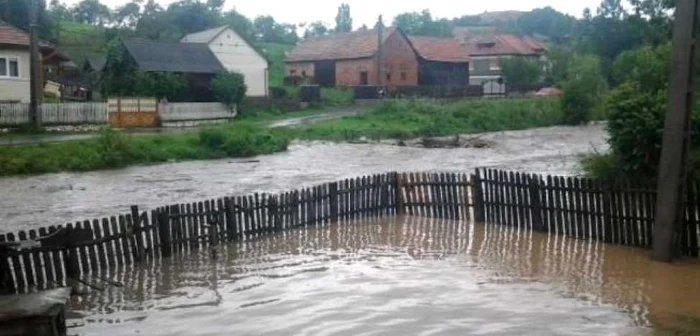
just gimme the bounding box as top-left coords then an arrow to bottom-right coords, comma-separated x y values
0,125 -> 606,232
68,216 -> 700,335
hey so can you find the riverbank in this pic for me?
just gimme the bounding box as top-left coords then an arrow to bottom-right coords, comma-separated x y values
0,98 -> 564,177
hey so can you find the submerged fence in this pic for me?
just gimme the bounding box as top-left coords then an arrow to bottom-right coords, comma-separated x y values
1,169 -> 699,294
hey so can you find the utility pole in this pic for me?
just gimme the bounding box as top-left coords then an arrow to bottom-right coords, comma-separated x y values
652,0 -> 699,262
375,15 -> 384,87
29,0 -> 43,128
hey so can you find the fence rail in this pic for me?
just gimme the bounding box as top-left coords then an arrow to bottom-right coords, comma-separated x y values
0,103 -> 108,126
158,102 -> 235,122
2,169 -> 700,295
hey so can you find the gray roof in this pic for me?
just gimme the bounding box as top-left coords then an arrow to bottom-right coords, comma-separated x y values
181,25 -> 228,43
123,39 -> 224,74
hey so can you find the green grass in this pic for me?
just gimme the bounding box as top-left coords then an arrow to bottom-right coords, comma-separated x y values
0,123 -> 288,176
284,98 -> 564,142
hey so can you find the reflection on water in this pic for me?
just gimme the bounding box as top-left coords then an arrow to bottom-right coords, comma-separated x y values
69,216 -> 700,335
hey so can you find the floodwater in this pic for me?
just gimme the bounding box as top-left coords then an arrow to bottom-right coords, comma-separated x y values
0,125 -> 606,232
68,216 -> 700,336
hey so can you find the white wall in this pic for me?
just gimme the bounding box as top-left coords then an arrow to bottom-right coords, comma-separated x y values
0,50 -> 30,103
208,28 -> 268,97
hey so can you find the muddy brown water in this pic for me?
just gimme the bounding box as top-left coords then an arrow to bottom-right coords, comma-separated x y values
67,216 -> 700,336
0,125 -> 606,232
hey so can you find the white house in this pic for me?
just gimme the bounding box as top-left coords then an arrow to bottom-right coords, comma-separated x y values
182,26 -> 269,97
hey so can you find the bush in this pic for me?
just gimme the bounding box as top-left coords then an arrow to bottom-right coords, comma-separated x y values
501,57 -> 543,87
269,86 -> 287,99
321,87 -> 353,107
211,71 -> 247,111
97,127 -> 132,168
561,54 -> 608,125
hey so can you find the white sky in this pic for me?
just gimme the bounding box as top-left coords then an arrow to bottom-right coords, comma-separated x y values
62,0 -> 600,27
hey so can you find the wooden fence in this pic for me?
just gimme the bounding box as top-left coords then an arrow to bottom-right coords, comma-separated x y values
158,102 -> 235,127
473,169 -> 700,257
3,169 -> 700,295
0,103 -> 107,126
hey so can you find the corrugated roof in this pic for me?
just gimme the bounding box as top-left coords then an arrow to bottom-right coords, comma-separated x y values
180,25 -> 228,43
285,28 -> 396,63
464,34 -> 544,57
408,36 -> 470,63
123,39 -> 224,74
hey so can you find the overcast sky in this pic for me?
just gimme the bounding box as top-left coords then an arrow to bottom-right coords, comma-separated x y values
63,0 -> 601,27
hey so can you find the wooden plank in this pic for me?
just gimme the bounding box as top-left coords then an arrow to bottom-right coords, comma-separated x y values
498,171 -> 507,226
6,233 -> 25,291
92,220 -> 108,269
507,172 -> 516,228
0,234 -> 16,293
157,208 -> 172,258
109,217 -> 123,264
64,224 -> 80,280
602,185 -> 614,244
574,178 -> 585,240
449,173 -> 459,220
610,186 -> 621,244
405,173 -> 414,216
551,176 -> 562,235
73,223 -> 89,275
37,228 -> 55,287
101,219 -> 115,267
118,216 -> 132,264
580,179 -> 592,240
17,231 -> 36,289
431,173 -> 440,219
28,230 -> 45,289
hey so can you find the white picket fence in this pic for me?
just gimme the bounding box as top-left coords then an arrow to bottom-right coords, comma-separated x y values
0,101 -> 237,127
158,102 -> 236,122
0,103 -> 108,126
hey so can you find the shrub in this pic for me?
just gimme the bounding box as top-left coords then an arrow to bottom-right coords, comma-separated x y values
501,57 -> 543,87
211,71 -> 247,111
270,86 -> 287,99
561,54 -> 607,125
97,127 -> 132,168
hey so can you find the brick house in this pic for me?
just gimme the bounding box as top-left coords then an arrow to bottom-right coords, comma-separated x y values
285,28 -> 418,88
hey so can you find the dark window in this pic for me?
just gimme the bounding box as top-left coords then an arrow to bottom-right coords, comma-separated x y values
360,71 -> 369,85
0,58 -> 6,76
386,73 -> 392,82
290,70 -> 297,75
302,71 -> 307,77
400,72 -> 407,81
9,59 -> 18,77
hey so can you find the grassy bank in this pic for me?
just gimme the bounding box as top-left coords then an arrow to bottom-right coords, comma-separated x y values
0,123 -> 288,176
286,98 -> 564,141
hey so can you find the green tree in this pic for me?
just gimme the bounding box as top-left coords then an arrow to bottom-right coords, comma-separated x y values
335,3 -> 352,33
500,58 -> 543,87
0,0 -> 55,39
304,21 -> 329,38
561,54 -> 608,124
114,1 -> 140,28
211,71 -> 247,111
517,7 -> 576,40
72,0 -> 112,25
612,43 -> 670,91
221,9 -> 254,41
253,15 -> 298,44
392,10 -> 452,37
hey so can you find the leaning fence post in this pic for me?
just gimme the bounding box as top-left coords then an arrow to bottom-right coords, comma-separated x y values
130,205 -> 144,263
529,175 -> 545,231
157,208 -> 172,258
472,170 -> 486,223
394,172 -> 404,216
65,225 -> 80,280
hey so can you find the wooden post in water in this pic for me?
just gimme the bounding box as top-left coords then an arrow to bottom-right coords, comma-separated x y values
329,182 -> 339,221
472,171 -> 485,223
158,208 -> 172,258
130,205 -> 144,263
653,0 -> 699,262
394,172 -> 404,216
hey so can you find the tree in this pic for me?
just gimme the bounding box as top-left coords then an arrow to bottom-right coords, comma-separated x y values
210,71 -> 247,111
72,0 -> 112,25
304,21 -> 329,38
1,0 -> 54,39
165,0 -> 220,36
222,9 -> 254,41
597,0 -> 624,19
561,54 -> 608,124
500,58 -> 543,87
114,2 -> 141,28
335,3 -> 352,33
253,15 -> 298,44
393,10 -> 452,37
517,7 -> 576,40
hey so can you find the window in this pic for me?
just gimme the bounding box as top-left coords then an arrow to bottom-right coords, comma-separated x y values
489,59 -> 501,71
290,70 -> 297,75
400,72 -> 407,81
0,57 -> 19,78
386,73 -> 392,82
302,71 -> 307,77
469,62 -> 475,72
360,71 -> 368,85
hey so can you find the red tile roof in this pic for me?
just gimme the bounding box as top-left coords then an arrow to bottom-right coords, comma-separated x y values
465,34 -> 544,57
408,36 -> 471,63
286,28 -> 396,63
0,20 -> 54,48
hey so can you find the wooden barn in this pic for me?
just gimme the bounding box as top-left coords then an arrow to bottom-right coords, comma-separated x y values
408,36 -> 471,86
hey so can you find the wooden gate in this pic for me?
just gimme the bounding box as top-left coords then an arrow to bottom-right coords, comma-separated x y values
108,97 -> 158,127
